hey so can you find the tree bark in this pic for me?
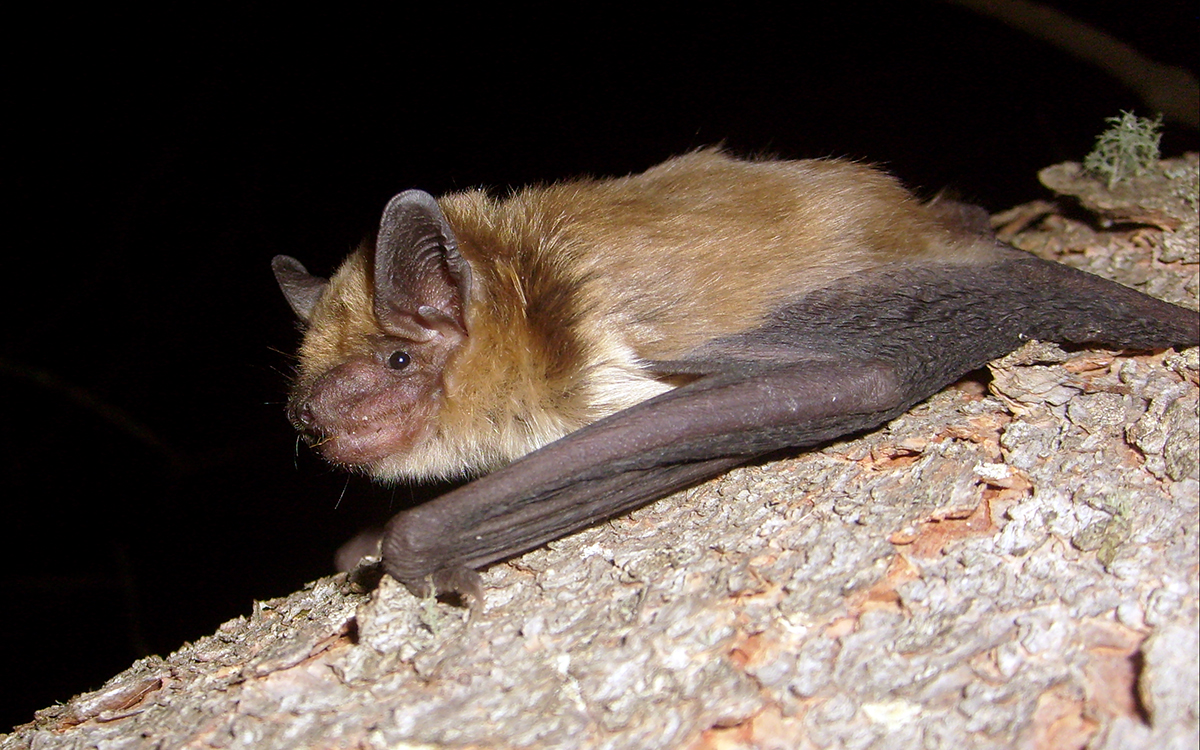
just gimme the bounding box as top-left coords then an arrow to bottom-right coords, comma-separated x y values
6,157 -> 1197,750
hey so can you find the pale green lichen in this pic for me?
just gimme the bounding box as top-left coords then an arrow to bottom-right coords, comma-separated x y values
1083,111 -> 1164,189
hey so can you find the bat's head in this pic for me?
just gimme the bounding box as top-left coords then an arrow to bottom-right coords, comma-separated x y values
272,190 -> 473,479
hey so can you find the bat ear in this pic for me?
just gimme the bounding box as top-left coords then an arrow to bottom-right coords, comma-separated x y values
374,190 -> 472,341
272,255 -> 329,322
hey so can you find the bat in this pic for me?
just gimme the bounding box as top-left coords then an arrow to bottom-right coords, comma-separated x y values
272,149 -> 1199,601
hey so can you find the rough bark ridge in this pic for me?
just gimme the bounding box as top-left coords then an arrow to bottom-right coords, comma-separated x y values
6,157 -> 1198,750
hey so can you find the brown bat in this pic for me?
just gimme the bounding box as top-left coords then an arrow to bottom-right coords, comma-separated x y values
272,150 -> 1199,599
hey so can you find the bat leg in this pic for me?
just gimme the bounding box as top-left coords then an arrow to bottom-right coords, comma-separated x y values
382,358 -> 911,597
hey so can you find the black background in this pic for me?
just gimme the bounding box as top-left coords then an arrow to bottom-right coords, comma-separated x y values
4,1 -> 1196,730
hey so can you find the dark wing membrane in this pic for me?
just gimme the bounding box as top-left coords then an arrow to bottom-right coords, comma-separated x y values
383,357 -> 908,591
383,247 -> 1198,593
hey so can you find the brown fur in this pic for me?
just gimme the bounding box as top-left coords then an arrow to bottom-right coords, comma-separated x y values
290,150 -> 998,481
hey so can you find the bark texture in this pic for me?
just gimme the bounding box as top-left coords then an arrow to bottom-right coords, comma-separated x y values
6,157 -> 1198,750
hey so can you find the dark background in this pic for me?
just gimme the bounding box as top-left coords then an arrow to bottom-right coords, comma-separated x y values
4,1 -> 1196,729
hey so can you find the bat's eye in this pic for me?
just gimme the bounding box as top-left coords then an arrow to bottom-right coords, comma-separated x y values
387,350 -> 411,370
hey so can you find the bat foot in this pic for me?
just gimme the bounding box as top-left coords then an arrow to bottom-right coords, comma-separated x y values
394,565 -> 485,613
433,566 -> 486,613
